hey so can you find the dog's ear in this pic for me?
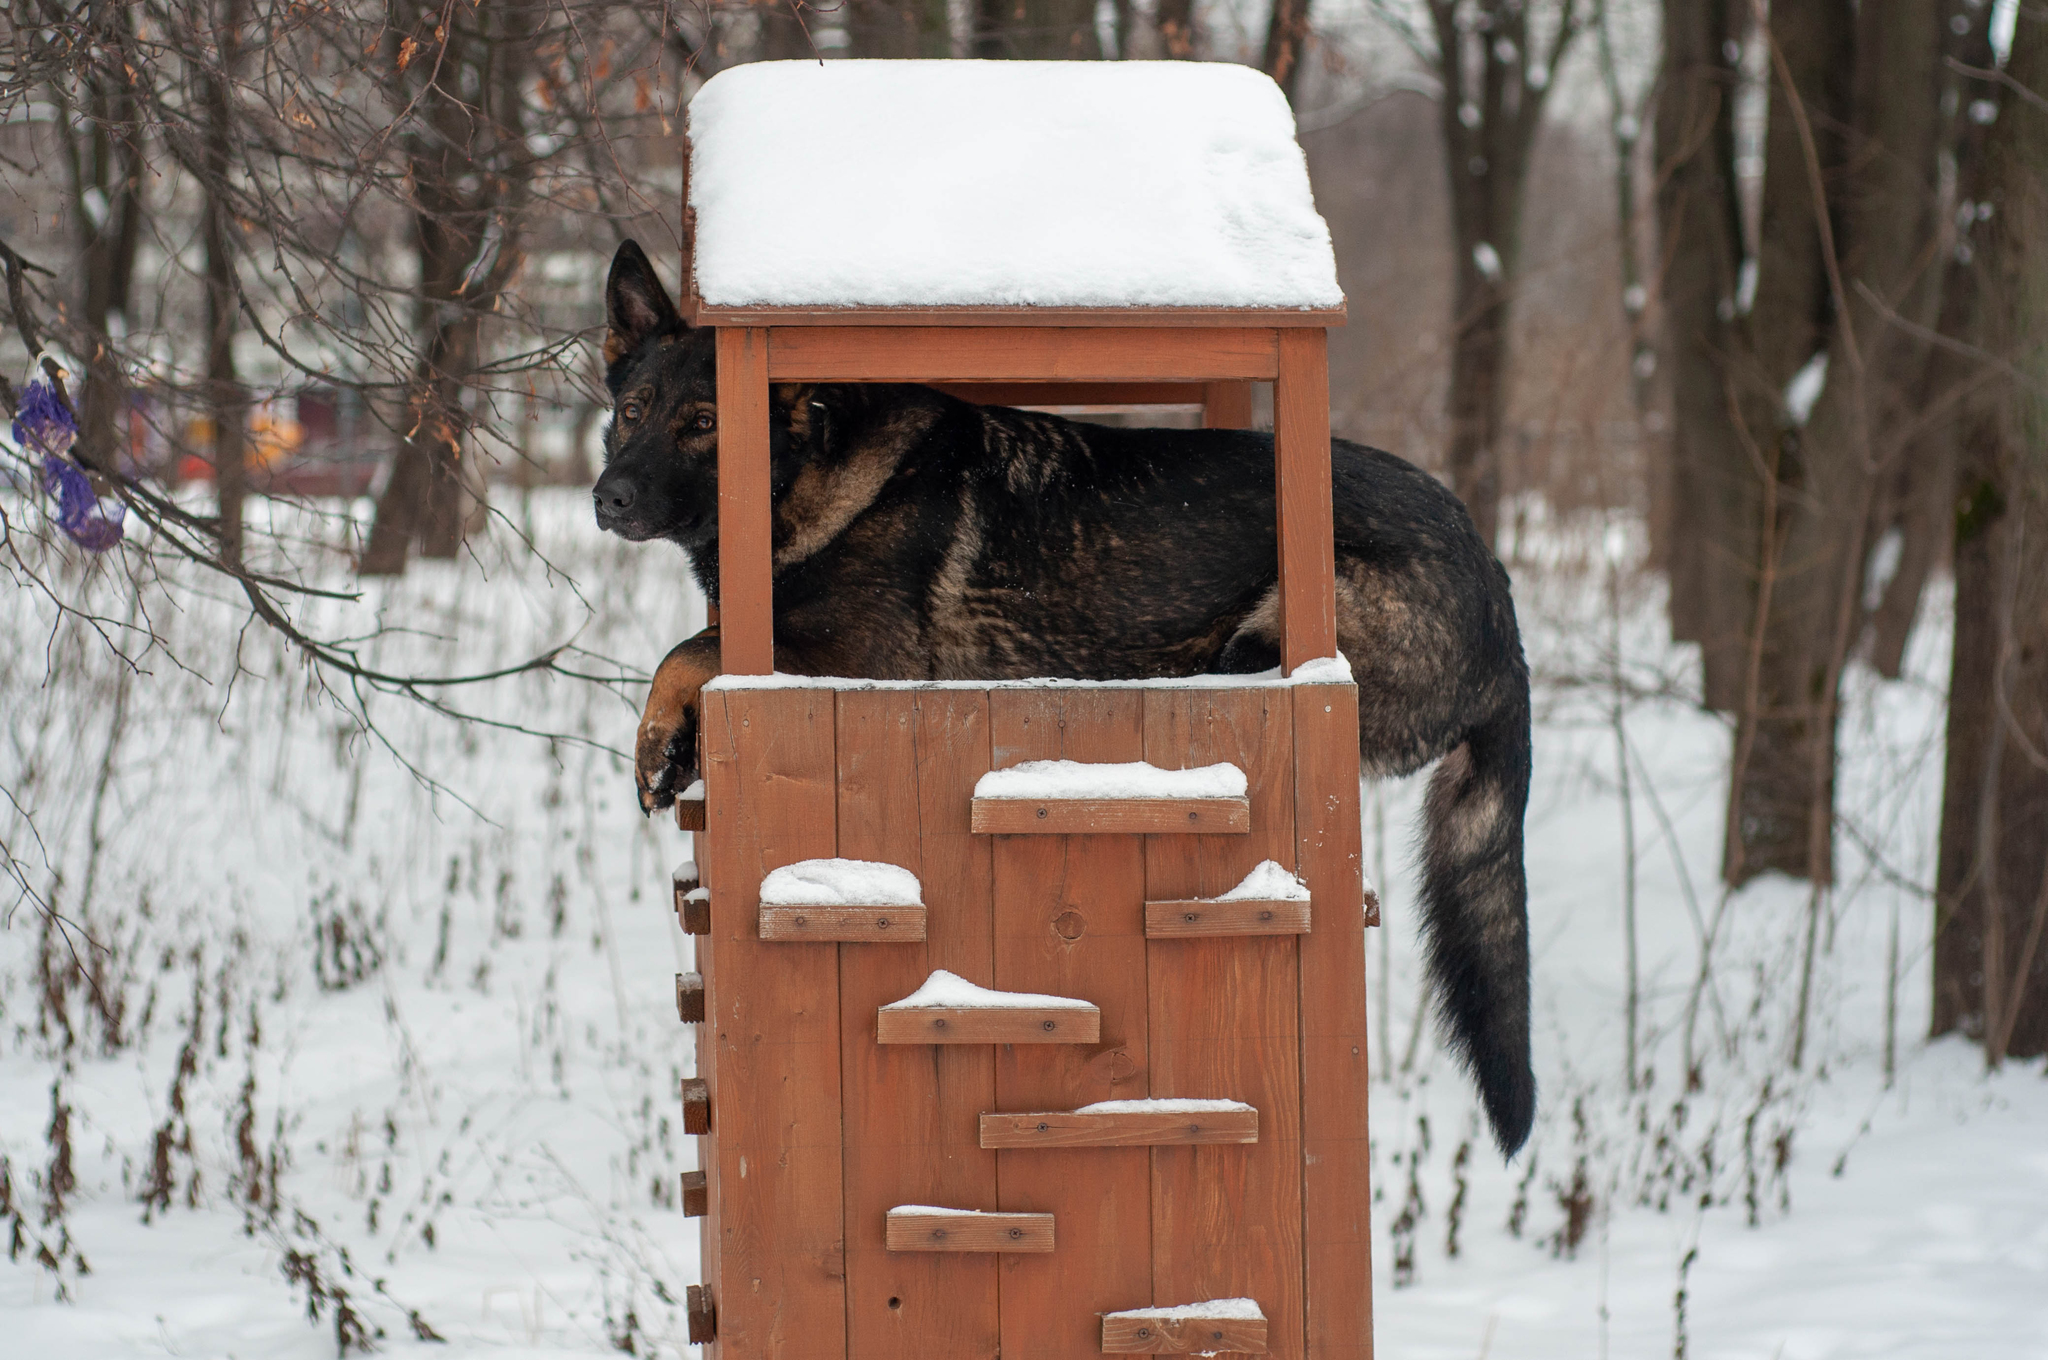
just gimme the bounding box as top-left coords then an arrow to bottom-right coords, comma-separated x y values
605,240 -> 683,368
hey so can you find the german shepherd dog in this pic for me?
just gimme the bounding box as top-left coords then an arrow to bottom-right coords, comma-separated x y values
594,240 -> 1535,1156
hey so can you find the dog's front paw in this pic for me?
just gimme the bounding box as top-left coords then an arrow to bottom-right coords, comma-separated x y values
634,631 -> 719,816
635,704 -> 700,814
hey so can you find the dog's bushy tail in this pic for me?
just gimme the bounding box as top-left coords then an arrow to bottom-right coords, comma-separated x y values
1419,675 -> 1535,1157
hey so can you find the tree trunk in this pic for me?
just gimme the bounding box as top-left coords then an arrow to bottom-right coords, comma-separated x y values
1933,4 -> 2048,1061
63,0 -> 146,483
845,0 -> 950,57
200,0 -> 248,569
1654,0 -> 1750,704
1262,0 -> 1311,102
1727,0 -> 1941,886
1428,0 -> 1572,551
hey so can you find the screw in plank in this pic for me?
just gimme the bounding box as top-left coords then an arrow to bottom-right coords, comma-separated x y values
1007,1228 -> 1024,1240
1184,911 -> 1199,923
876,917 -> 889,930
1036,1122 -> 1049,1131
1042,1019 -> 1056,1031
1036,806 -> 1048,819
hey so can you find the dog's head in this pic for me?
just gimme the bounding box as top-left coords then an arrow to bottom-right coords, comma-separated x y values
592,241 -> 722,547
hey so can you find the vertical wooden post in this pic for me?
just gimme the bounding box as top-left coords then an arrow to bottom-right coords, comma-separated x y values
1273,329 -> 1336,672
716,327 -> 774,675
1202,380 -> 1255,430
1292,683 -> 1372,1359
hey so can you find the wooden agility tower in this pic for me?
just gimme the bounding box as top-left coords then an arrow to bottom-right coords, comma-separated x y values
668,61 -> 1374,1360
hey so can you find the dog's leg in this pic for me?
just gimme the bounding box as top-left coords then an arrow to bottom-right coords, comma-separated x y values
636,626 -> 723,814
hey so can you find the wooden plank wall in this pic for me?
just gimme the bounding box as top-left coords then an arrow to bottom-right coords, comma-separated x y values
705,681 -> 1370,1360
1142,689 -> 1306,1360
835,691 -> 1001,1359
700,688 -> 846,1357
989,691 -> 1155,1360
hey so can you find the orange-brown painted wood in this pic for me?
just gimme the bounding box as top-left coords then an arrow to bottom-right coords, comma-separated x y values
978,1108 -> 1257,1148
715,328 -> 774,675
933,382 -> 1207,409
1203,380 -> 1256,430
758,904 -> 927,942
1142,688 -> 1305,1360
884,1210 -> 1056,1253
766,327 -> 1281,383
990,690 -> 1153,1360
1101,1313 -> 1271,1354
1144,899 -> 1311,938
835,690 -> 1001,1360
1290,684 -> 1373,1359
1273,329 -> 1336,672
971,797 -> 1250,836
699,686 -> 845,1358
876,1005 -> 1101,1045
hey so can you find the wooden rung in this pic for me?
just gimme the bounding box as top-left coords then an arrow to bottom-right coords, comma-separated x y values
673,793 -> 706,832
680,1170 -> 707,1217
680,1077 -> 710,1134
979,1107 -> 1258,1148
675,889 -> 710,935
886,1209 -> 1055,1254
877,1005 -> 1101,1046
1101,1312 -> 1268,1354
686,1284 -> 716,1343
1144,899 -> 1311,938
759,904 -> 928,942
970,797 -> 1250,836
675,971 -> 705,1022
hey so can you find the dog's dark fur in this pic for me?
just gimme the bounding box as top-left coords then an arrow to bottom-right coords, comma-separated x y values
593,240 -> 1535,1156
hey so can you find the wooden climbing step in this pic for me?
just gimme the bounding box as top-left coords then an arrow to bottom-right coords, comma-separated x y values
1100,1300 -> 1268,1354
979,1100 -> 1257,1148
876,970 -> 1101,1045
969,758 -> 1251,835
756,857 -> 928,941
1144,859 -> 1312,937
885,1206 -> 1055,1254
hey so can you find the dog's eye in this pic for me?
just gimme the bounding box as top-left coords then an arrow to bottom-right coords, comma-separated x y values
693,410 -> 716,431
619,401 -> 642,423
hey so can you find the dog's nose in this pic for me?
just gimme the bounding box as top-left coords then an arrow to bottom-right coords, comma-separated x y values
594,473 -> 639,521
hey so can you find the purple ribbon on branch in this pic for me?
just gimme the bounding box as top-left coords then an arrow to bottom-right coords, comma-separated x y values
11,366 -> 125,552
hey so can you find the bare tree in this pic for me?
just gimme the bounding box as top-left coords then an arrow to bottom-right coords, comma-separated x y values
1933,2 -> 2048,1065
1373,0 -> 1591,548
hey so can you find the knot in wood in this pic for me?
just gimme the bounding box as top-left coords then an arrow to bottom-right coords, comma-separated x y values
1052,910 -> 1086,940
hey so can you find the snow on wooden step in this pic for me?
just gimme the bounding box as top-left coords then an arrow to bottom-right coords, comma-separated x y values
758,858 -> 927,942
970,760 -> 1251,836
980,1098 -> 1258,1148
877,969 -> 1100,1045
1145,860 -> 1312,937
1100,1298 -> 1268,1354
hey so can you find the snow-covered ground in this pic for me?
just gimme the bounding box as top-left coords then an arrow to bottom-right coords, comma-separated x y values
1,491 -> 2041,1359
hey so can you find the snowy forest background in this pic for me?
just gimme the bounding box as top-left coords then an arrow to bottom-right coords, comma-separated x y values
2,0 -> 2045,1356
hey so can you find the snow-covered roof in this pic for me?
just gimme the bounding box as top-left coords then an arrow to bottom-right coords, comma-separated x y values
686,61 -> 1344,313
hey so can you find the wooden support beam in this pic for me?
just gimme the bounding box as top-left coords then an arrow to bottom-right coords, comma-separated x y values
767,327 -> 1281,383
715,327 -> 774,675
1274,327 -> 1336,671
970,797 -> 1250,836
877,1005 -> 1101,1046
1143,899 -> 1311,938
1202,380 -> 1256,430
680,1170 -> 707,1217
932,381 -> 1206,409
978,1107 -> 1257,1148
675,971 -> 705,1023
680,1077 -> 710,1135
758,904 -> 928,942
885,1209 -> 1055,1254
1101,1312 -> 1269,1354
